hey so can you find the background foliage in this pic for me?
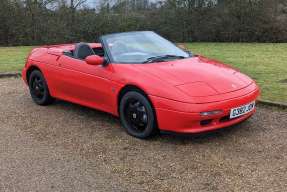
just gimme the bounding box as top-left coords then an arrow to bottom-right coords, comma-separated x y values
1,0 -> 287,46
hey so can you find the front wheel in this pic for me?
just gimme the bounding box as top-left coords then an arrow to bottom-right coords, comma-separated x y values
28,70 -> 54,105
119,91 -> 157,139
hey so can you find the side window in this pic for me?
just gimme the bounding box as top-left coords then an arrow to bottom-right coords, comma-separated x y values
93,47 -> 104,57
63,46 -> 104,59
63,50 -> 74,58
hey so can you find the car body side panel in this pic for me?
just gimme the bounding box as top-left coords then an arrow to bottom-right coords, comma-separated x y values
23,48 -> 123,116
44,55 -> 123,115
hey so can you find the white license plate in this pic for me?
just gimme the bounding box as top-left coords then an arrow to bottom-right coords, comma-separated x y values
230,101 -> 255,119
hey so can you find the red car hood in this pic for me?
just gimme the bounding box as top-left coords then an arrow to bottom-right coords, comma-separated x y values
134,56 -> 253,97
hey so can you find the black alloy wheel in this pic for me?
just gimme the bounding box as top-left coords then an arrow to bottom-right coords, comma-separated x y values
29,70 -> 54,105
119,91 -> 157,139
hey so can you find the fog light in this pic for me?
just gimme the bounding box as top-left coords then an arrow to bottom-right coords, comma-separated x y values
200,110 -> 223,116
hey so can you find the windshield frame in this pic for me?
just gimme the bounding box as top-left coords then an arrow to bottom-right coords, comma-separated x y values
99,31 -> 190,64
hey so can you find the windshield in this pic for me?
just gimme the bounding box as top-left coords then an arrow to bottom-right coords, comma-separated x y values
101,31 -> 190,64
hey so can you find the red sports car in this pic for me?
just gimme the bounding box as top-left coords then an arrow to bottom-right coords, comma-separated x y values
22,31 -> 260,138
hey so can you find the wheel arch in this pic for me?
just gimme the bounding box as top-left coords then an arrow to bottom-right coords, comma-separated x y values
26,65 -> 42,84
117,84 -> 157,118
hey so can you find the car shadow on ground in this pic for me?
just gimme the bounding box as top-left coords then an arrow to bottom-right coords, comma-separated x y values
51,99 -> 252,145
157,123 -> 250,145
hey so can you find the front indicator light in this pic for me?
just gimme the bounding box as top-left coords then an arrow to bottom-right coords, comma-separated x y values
200,110 -> 223,116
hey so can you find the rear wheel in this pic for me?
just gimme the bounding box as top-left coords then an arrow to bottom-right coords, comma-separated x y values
28,70 -> 54,105
119,91 -> 157,139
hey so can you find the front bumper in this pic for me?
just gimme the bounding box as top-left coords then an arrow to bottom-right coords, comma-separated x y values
150,88 -> 260,134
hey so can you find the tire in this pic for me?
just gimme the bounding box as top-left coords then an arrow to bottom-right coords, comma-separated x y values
28,70 -> 54,105
119,91 -> 157,139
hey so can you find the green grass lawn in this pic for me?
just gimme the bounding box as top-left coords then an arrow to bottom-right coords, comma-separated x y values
186,43 -> 287,103
0,44 -> 286,103
0,46 -> 34,72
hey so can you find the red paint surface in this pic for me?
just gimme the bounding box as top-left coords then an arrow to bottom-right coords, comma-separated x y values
23,43 -> 260,134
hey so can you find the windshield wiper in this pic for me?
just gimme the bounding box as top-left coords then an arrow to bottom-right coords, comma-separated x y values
143,55 -> 186,63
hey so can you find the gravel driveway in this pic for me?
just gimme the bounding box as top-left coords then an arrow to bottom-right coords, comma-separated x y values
0,78 -> 286,192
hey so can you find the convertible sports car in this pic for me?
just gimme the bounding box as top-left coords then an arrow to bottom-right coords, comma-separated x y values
22,31 -> 260,138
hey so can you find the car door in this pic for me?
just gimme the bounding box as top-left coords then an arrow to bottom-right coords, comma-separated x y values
54,55 -> 117,114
